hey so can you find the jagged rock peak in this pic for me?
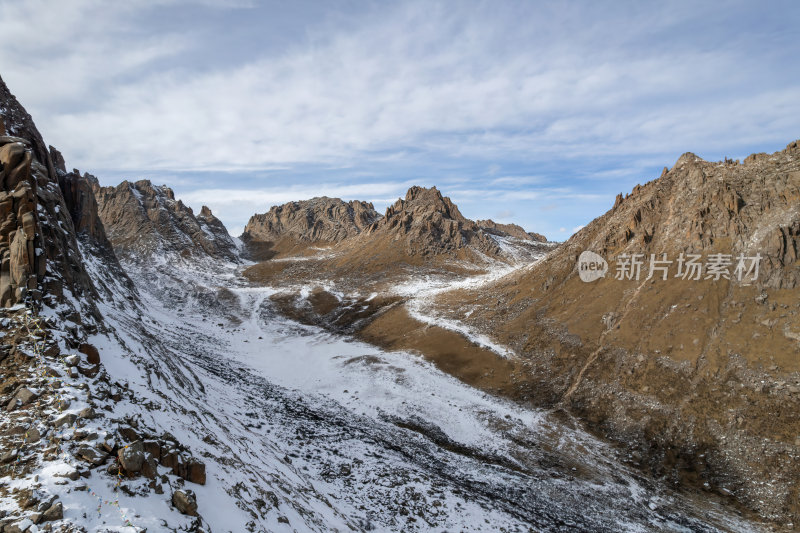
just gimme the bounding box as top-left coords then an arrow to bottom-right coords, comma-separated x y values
365,186 -> 500,257
674,152 -> 704,167
243,196 -> 381,244
476,219 -> 547,242
94,179 -> 239,263
0,73 -> 106,311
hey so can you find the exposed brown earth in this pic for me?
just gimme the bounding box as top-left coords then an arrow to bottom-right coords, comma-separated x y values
429,143 -> 800,525
252,143 -> 800,528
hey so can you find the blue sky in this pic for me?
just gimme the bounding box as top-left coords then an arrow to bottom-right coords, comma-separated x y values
1,0 -> 798,239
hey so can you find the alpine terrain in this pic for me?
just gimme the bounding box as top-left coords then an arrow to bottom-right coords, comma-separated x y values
0,71 -> 796,533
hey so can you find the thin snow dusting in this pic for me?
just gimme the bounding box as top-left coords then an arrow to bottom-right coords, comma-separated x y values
5,245 -> 765,531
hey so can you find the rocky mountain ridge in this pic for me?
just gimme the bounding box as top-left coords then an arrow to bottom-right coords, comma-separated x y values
0,74 -> 117,321
241,196 -> 380,259
93,180 -> 239,264
476,219 -> 547,242
434,142 -> 800,524
360,186 -> 500,257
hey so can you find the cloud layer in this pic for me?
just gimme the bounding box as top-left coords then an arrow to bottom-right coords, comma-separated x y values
1,0 -> 798,238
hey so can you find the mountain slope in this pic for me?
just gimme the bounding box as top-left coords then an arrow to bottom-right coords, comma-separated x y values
435,143 -> 800,523
94,180 -> 239,263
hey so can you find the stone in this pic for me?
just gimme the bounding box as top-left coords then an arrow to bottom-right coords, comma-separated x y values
118,426 -> 140,443
53,413 -> 77,428
24,426 -> 41,443
78,343 -> 100,364
63,354 -> 80,366
5,387 -> 37,411
5,518 -> 34,533
77,363 -> 99,378
117,440 -> 145,473
40,501 -> 63,522
1,448 -> 18,464
54,468 -> 80,481
172,489 -> 198,516
76,445 -> 108,466
77,406 -> 95,419
143,440 -> 161,460
184,458 -> 206,485
141,455 -> 158,479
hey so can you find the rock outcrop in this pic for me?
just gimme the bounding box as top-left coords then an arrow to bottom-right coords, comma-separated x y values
242,196 -> 380,254
94,180 -> 239,263
439,142 -> 800,524
0,74 -> 107,313
476,219 -> 547,242
361,186 -> 499,257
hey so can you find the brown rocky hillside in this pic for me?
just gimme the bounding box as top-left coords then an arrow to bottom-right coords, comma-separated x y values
241,196 -> 380,259
243,186 -> 546,289
94,180 -> 239,263
477,219 -> 547,242
435,142 -> 800,524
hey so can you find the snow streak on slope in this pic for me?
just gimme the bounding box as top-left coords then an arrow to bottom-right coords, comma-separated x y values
73,254 -> 765,532
390,239 -> 556,358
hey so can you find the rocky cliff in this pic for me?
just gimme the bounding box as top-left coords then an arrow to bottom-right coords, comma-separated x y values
361,186 -> 500,257
241,196 -> 380,258
94,180 -> 239,263
476,219 -> 547,242
0,74 -> 112,317
437,142 -> 800,523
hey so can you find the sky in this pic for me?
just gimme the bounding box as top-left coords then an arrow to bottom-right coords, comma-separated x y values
1,0 -> 798,239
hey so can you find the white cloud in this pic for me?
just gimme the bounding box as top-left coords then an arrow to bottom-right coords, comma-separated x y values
1,1 -> 796,173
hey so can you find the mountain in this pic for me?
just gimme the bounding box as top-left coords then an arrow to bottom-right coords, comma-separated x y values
477,219 -> 548,242
241,196 -> 380,259
0,71 -> 788,532
93,179 -> 239,263
242,185 -> 549,290
352,186 -> 500,257
0,74 -> 117,319
434,143 -> 800,523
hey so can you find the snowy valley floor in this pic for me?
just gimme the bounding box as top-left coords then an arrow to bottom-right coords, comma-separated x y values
2,255 -> 776,532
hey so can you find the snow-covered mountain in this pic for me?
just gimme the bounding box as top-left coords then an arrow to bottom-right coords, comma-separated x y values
0,72 -> 788,533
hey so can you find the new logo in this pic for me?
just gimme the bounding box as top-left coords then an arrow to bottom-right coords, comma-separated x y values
577,251 -> 608,282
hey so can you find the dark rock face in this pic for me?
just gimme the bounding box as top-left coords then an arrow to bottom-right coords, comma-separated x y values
476,219 -> 547,242
243,196 -> 380,244
0,74 -> 108,311
365,186 -> 499,256
94,180 -> 239,263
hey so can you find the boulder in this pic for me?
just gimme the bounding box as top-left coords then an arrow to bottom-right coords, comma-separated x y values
5,387 -> 37,411
141,455 -> 159,479
78,343 -> 100,364
40,501 -> 63,522
172,489 -> 198,516
76,445 -> 108,466
184,458 -> 206,485
117,440 -> 145,473
53,413 -> 77,428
